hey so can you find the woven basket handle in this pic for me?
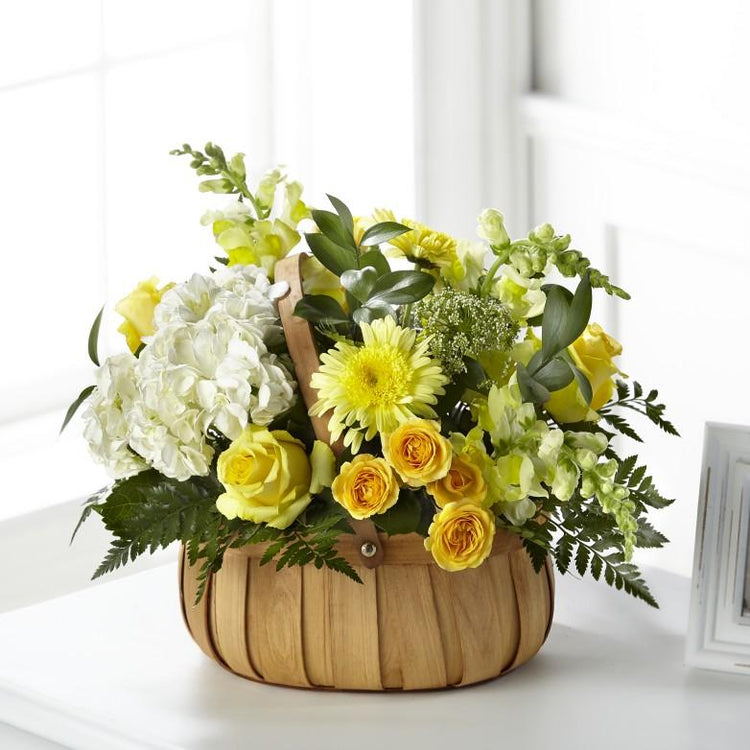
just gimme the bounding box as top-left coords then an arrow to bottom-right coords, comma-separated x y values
275,253 -> 384,569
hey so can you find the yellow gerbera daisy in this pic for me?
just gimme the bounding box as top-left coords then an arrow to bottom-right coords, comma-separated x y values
309,316 -> 448,453
372,209 -> 459,274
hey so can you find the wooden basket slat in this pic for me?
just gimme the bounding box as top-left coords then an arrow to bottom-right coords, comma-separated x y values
301,566 -> 335,687
376,564 -> 448,690
507,547 -> 553,672
247,560 -> 311,688
212,554 -> 261,680
329,566 -> 382,690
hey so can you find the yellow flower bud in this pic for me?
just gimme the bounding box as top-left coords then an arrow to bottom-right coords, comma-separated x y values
383,419 -> 452,487
425,501 -> 496,572
216,426 -> 314,529
331,454 -> 400,519
115,277 -> 173,353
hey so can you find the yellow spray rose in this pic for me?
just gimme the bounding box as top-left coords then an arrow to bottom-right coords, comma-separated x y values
427,452 -> 487,507
331,454 -> 400,519
425,501 -> 496,572
115,277 -> 173,353
383,419 -> 452,487
216,426 -> 334,529
545,323 -> 623,423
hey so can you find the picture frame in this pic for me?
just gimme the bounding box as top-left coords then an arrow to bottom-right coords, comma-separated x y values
686,422 -> 750,674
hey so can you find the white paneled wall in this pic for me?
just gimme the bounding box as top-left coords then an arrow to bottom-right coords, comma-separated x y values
527,1 -> 750,576
0,0 -> 417,612
0,0 -> 416,427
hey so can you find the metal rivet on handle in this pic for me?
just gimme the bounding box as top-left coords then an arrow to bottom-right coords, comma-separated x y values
360,541 -> 378,559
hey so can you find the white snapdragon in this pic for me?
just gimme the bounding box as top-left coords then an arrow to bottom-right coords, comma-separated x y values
82,353 -> 148,479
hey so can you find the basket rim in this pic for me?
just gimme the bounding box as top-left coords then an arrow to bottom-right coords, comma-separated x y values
218,528 -> 523,567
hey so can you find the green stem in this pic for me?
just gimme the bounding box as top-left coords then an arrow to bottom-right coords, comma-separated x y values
401,303 -> 413,326
480,256 -> 504,298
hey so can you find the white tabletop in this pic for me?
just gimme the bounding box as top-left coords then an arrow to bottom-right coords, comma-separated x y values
0,561 -> 747,750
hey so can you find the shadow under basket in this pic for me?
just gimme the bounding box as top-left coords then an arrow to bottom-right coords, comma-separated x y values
179,530 -> 555,691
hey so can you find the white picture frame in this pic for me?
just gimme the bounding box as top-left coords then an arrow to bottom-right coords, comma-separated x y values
686,423 -> 750,674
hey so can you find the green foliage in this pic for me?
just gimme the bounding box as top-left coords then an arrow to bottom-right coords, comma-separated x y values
298,195 -> 433,329
293,295 -> 349,325
60,384 -> 95,434
73,470 -> 362,604
88,305 -> 104,367
512,459 -> 670,608
360,221 -> 411,247
373,490 -> 423,536
600,380 -> 679,438
255,498 -> 362,586
520,275 -> 593,405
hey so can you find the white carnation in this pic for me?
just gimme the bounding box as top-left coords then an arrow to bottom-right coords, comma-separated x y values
82,353 -> 148,479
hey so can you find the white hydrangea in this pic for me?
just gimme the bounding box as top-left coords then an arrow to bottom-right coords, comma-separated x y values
82,353 -> 148,479
124,266 -> 296,481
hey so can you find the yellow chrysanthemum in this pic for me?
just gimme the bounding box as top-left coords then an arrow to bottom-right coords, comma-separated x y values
310,316 -> 448,453
373,208 -> 460,275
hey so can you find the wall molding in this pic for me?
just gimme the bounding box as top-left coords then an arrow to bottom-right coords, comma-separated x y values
521,93 -> 750,192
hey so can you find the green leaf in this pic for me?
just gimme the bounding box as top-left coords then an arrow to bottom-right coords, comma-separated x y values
522,538 -> 548,573
602,413 -> 643,442
305,232 -> 359,276
555,534 -> 574,574
368,270 -> 435,305
88,306 -> 104,367
360,249 -> 391,277
294,295 -> 349,325
628,464 -> 647,488
360,221 -> 412,247
534,357 -> 575,391
516,362 -> 550,404
590,554 -> 603,580
571,364 -> 593,405
340,267 -> 378,303
374,492 -> 421,535
561,273 -> 592,349
352,300 -> 396,325
635,519 -> 669,549
575,543 -> 591,576
311,209 -> 356,250
615,455 -> 638,484
326,194 -> 354,235
70,487 -> 108,544
541,285 -> 570,364
60,385 -> 96,434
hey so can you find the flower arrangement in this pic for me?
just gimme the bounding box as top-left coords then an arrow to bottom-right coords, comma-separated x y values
68,142 -> 678,607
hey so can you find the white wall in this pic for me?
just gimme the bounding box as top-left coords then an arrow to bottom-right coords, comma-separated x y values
526,0 -> 750,577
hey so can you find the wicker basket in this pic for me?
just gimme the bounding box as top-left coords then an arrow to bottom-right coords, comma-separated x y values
178,254 -> 555,691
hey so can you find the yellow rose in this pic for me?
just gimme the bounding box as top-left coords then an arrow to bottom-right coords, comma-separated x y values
545,323 -> 623,423
331,454 -> 400,519
216,426 -> 333,529
383,419 -> 452,486
427,452 -> 487,507
425,501 -> 496,572
115,277 -> 173,353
